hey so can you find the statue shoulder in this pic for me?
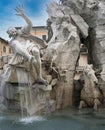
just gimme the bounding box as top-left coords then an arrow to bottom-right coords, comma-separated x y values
9,39 -> 19,45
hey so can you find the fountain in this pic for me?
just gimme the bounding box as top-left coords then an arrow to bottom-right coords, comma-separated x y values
1,0 -> 105,117
0,6 -> 55,116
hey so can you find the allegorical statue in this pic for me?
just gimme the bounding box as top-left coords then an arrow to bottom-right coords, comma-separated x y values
7,6 -> 48,85
79,65 -> 102,110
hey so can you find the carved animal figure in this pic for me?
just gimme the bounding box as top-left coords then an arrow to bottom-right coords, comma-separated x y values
79,65 -> 102,110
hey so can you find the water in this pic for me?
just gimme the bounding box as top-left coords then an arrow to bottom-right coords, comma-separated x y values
0,108 -> 105,130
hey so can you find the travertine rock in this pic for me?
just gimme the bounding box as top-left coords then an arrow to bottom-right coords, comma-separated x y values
18,85 -> 55,115
4,63 -> 37,85
44,1 -> 89,109
81,0 -> 105,103
70,15 -> 89,38
61,0 -> 105,104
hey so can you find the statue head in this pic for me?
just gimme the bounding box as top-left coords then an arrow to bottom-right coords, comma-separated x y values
83,64 -> 98,84
86,0 -> 99,9
47,18 -> 52,26
7,27 -> 17,38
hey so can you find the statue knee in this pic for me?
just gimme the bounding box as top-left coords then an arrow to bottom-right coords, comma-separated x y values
32,48 -> 40,56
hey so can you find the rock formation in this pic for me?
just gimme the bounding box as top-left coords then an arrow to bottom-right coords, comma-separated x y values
43,1 -> 89,109
60,0 -> 105,104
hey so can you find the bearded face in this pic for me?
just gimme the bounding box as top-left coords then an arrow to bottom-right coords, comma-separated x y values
7,27 -> 17,38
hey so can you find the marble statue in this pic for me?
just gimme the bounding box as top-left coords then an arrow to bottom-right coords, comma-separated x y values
7,6 -> 47,85
0,5 -> 58,116
44,15 -> 79,67
79,65 -> 102,110
42,1 -> 90,109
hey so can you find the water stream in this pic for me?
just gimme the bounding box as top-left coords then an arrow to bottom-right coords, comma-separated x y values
16,68 -> 31,117
0,108 -> 105,130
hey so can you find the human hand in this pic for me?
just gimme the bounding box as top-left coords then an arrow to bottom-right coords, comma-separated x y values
15,5 -> 25,16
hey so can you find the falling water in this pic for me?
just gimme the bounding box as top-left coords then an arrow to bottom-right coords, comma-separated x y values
1,63 -> 49,117
24,88 -> 29,117
0,66 -> 11,106
27,73 -> 33,111
16,68 -> 30,117
19,90 -> 24,118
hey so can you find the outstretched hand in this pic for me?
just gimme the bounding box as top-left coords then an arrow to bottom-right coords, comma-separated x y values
15,5 -> 25,16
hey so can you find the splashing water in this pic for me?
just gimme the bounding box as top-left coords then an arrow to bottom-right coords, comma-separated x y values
19,116 -> 46,124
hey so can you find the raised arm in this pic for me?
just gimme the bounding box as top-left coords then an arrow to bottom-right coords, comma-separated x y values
15,6 -> 33,34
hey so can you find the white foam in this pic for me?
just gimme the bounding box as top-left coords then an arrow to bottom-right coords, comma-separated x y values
19,116 -> 46,124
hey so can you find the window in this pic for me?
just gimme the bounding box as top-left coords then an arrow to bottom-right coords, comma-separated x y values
3,46 -> 6,52
9,48 -> 11,53
42,35 -> 46,41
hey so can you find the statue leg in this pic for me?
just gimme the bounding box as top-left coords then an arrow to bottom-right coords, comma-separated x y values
13,43 -> 34,62
79,100 -> 87,109
93,99 -> 101,110
31,48 -> 48,85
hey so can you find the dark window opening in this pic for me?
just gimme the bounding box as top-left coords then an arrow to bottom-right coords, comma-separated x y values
42,35 -> 46,41
3,46 -> 6,52
9,48 -> 11,53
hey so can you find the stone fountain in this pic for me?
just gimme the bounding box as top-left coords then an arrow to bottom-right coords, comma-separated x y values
1,0 -> 105,116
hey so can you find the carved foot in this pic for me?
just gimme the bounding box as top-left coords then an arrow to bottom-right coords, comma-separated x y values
93,103 -> 98,110
79,100 -> 86,109
29,56 -> 36,63
93,99 -> 101,110
36,77 -> 48,86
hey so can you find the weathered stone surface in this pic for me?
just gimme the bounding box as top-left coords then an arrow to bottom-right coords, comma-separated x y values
46,75 -> 52,84
2,64 -> 37,85
61,0 -> 105,104
18,85 -> 55,116
83,1 -> 105,103
71,15 -> 89,38
55,71 -> 74,109
43,1 -> 84,109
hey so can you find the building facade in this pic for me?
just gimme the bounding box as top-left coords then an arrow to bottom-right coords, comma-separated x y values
31,26 -> 48,41
0,37 -> 12,69
16,26 -> 48,41
0,37 -> 11,56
